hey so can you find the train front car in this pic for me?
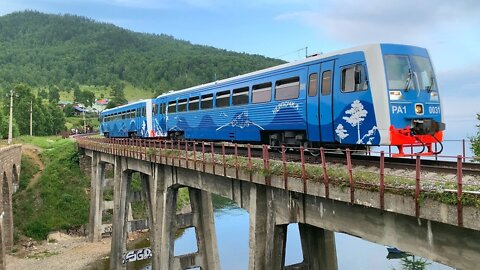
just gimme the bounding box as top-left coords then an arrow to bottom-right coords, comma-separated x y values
377,44 -> 445,156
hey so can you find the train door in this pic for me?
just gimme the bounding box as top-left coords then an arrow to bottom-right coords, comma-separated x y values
306,63 -> 321,142
153,98 -> 168,137
319,60 -> 335,142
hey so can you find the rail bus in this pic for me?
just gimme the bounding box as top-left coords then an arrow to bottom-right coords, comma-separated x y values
100,99 -> 155,138
101,43 -> 445,157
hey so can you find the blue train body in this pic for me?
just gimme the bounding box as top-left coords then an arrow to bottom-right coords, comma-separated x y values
101,44 -> 445,156
100,100 -> 154,138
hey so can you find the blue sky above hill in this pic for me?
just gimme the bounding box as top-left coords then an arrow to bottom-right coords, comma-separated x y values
1,0 -> 479,139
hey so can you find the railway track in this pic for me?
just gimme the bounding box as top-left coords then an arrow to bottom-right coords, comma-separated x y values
95,138 -> 480,177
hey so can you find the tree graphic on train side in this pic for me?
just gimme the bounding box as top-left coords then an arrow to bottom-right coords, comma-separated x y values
343,100 -> 368,143
337,99 -> 378,144
335,124 -> 349,142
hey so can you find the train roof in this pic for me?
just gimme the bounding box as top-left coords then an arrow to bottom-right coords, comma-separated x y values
156,43 -> 400,99
101,99 -> 149,114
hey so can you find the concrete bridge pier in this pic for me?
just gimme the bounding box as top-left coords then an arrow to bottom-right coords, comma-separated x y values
151,166 -> 219,270
110,156 -> 131,270
89,152 -> 105,242
249,186 -> 338,270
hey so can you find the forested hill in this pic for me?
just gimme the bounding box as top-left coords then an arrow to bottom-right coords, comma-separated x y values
0,11 -> 284,94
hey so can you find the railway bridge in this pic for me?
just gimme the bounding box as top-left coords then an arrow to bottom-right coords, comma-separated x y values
0,144 -> 21,270
77,138 -> 480,270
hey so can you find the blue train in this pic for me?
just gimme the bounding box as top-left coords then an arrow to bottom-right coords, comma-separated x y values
100,43 -> 445,156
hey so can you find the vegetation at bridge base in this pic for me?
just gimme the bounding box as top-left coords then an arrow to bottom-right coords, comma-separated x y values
471,113 -> 480,161
18,154 -> 40,191
392,255 -> 431,270
13,138 -> 90,241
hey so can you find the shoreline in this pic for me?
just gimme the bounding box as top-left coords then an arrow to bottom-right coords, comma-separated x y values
6,234 -> 112,270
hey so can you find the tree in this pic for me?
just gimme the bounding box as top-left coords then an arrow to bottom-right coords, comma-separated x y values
73,88 -> 82,103
38,88 -> 48,99
81,90 -> 95,107
0,110 -> 19,139
471,113 -> 480,161
63,104 -> 76,117
111,81 -> 125,99
106,96 -> 127,109
3,84 -> 65,136
48,85 -> 60,103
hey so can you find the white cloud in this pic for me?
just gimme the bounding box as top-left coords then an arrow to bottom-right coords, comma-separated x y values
277,0 -> 480,43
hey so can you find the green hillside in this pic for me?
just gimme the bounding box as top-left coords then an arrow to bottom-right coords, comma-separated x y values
0,11 -> 284,100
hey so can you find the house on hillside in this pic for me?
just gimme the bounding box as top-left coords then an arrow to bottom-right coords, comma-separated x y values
96,99 -> 109,106
73,105 -> 87,116
57,100 -> 72,108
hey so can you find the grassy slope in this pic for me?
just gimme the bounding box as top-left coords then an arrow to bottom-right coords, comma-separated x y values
13,137 -> 90,240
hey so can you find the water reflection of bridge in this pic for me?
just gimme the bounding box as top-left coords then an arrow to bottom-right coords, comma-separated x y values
77,138 -> 480,270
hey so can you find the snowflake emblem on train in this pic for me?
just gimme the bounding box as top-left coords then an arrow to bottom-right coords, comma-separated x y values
336,100 -> 377,144
216,112 -> 264,130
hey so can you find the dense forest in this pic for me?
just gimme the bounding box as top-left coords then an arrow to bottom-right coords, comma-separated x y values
0,11 -> 284,94
0,11 -> 284,136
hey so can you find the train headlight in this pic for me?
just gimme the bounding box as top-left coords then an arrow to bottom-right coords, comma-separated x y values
415,103 -> 424,115
430,91 -> 439,101
389,91 -> 403,100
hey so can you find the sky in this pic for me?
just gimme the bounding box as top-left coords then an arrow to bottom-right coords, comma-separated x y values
0,0 -> 479,142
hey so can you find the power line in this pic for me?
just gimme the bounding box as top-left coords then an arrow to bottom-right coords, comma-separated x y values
275,46 -> 308,60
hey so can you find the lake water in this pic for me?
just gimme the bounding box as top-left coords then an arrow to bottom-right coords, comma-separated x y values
104,195 -> 454,270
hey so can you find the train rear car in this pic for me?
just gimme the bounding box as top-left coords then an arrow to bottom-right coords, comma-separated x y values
100,100 -> 154,138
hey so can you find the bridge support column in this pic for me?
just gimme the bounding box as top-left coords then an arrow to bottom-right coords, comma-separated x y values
248,184 -> 268,270
110,157 -> 130,270
89,153 -> 105,242
295,224 -> 338,270
249,187 -> 338,270
150,166 -> 219,270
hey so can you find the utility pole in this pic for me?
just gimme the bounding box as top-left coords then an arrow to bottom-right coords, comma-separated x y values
83,109 -> 86,133
305,46 -> 308,58
7,89 -> 14,144
30,99 -> 33,136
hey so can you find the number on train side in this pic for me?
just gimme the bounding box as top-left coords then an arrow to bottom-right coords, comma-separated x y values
392,105 -> 406,114
429,106 -> 441,114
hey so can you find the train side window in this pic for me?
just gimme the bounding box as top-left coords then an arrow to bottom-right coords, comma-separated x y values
252,82 -> 272,103
321,70 -> 332,95
167,101 -> 176,113
178,99 -> 187,112
341,64 -> 367,92
201,94 -> 213,110
232,87 -> 249,106
153,104 -> 158,115
308,73 -> 318,97
188,97 -> 199,111
275,77 -> 300,101
216,90 -> 230,108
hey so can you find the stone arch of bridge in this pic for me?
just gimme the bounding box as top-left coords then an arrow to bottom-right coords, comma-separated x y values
12,164 -> 18,193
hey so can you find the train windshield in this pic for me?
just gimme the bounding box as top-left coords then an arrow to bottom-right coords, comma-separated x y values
384,55 -> 437,91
